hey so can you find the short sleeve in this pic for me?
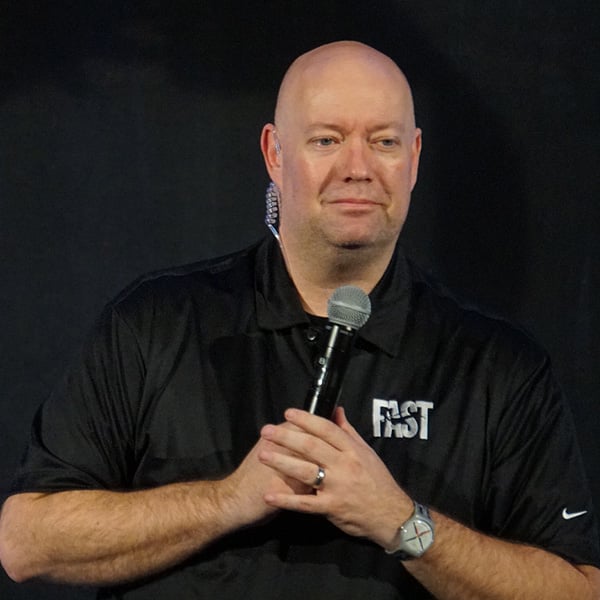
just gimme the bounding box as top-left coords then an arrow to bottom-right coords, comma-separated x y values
11,303 -> 144,493
484,349 -> 600,567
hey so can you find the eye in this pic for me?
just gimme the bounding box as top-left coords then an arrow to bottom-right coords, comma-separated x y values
375,138 -> 400,149
313,137 -> 337,147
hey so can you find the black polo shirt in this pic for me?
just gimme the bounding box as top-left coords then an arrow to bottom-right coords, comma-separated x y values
12,236 -> 600,598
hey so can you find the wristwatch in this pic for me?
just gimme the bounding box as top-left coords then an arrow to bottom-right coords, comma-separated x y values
385,501 -> 435,560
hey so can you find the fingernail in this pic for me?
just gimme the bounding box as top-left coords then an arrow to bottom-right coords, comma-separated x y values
261,424 -> 275,438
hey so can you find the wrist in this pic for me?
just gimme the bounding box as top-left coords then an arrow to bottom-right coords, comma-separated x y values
385,500 -> 435,561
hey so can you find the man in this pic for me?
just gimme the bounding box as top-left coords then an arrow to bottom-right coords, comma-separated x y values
1,41 -> 599,599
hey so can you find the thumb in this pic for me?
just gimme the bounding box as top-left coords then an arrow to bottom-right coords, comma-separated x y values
332,406 -> 362,441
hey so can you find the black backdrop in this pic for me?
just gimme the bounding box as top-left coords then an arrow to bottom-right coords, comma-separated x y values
1,2 -> 598,598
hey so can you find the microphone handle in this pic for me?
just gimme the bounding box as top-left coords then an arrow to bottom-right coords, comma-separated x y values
305,324 -> 356,418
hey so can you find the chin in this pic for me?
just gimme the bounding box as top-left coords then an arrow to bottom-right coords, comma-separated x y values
337,240 -> 368,250
331,230 -> 400,256
326,229 -> 376,248
318,220 -> 401,253
330,239 -> 381,255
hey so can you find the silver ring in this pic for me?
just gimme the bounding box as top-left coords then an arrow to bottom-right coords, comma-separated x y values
313,466 -> 326,488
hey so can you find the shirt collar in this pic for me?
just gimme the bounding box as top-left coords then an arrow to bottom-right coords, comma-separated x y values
255,236 -> 411,357
358,245 -> 412,357
255,236 -> 310,330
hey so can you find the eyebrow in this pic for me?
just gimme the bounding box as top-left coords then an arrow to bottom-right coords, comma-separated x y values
305,121 -> 406,134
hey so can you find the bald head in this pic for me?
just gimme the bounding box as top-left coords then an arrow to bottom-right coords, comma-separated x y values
274,41 -> 416,133
260,40 -> 422,280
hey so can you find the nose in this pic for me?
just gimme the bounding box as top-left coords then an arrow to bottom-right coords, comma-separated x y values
338,139 -> 373,182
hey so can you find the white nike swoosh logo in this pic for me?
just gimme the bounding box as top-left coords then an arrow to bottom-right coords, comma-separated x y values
562,508 -> 588,520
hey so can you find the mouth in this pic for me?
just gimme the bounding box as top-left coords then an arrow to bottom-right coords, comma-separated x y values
327,198 -> 383,207
325,198 -> 384,213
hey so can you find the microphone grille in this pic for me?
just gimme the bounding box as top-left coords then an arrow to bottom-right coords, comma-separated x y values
327,286 -> 371,330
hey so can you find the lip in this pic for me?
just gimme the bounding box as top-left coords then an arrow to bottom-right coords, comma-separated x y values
325,198 -> 384,213
327,198 -> 383,206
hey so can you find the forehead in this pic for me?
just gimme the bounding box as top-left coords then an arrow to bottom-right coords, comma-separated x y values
303,87 -> 407,129
280,53 -> 412,131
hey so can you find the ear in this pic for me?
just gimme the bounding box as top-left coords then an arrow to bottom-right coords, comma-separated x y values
409,128 -> 423,192
260,124 -> 282,185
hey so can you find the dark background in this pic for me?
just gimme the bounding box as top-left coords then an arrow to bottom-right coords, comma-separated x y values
1,1 -> 598,598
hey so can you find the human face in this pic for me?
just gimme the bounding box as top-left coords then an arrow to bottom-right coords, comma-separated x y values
263,48 -> 421,257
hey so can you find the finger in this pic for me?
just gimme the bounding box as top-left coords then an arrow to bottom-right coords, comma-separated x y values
264,490 -> 324,514
281,408 -> 351,451
259,445 -> 325,489
332,407 -> 363,443
261,423 -> 336,466
332,405 -> 347,426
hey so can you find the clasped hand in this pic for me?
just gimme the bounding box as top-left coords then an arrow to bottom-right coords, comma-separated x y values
258,406 -> 413,549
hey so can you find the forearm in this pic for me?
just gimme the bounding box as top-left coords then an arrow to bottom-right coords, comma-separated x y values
405,511 -> 599,600
0,480 -> 242,586
258,409 -> 600,598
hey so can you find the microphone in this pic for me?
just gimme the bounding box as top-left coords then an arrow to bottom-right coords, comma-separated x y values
305,286 -> 371,418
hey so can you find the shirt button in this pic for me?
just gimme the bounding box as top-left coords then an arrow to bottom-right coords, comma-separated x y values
306,328 -> 319,342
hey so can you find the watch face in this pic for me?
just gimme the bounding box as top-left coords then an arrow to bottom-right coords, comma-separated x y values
402,518 -> 434,556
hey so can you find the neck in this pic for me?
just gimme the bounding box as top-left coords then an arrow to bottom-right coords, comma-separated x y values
279,238 -> 395,316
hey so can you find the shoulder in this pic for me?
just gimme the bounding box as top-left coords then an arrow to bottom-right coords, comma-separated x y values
83,240 -> 268,348
109,240 -> 263,319
406,259 -> 549,372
